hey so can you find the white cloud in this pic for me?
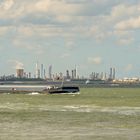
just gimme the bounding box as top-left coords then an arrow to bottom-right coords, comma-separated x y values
0,0 -> 14,10
34,0 -> 51,12
17,26 -> 33,37
113,30 -> 131,37
16,24 -> 87,39
118,37 -> 134,45
0,0 -> 108,21
0,26 -> 16,37
89,26 -> 105,41
115,16 -> 140,30
0,26 -> 9,35
124,64 -> 133,72
65,40 -> 76,50
111,4 -> 140,19
0,0 -> 25,19
28,25 -> 66,38
88,57 -> 102,65
8,60 -> 24,69
55,15 -> 74,23
60,53 -> 70,58
0,1 -> 139,46
13,38 -> 45,55
26,0 -> 84,16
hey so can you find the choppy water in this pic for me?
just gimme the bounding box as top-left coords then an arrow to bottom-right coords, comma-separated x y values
0,85 -> 47,91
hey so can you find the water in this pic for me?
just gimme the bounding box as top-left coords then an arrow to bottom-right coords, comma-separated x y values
0,84 -> 47,92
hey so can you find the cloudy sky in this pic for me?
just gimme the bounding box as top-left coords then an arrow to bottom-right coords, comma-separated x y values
0,0 -> 140,78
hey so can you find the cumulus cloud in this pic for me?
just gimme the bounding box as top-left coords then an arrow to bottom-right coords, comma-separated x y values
34,0 -> 51,12
88,57 -> 102,65
124,64 -> 133,72
25,0 -> 84,16
0,2 -> 139,48
15,24 -> 89,39
0,0 -> 25,19
55,15 -> 74,23
65,40 -> 76,50
8,60 -> 24,69
111,4 -> 140,19
17,26 -> 33,36
0,0 -> 114,22
89,26 -> 106,41
118,37 -> 134,45
13,38 -> 45,55
0,0 -> 14,10
0,26 -> 9,35
113,30 -> 131,37
60,53 -> 70,58
115,16 -> 140,30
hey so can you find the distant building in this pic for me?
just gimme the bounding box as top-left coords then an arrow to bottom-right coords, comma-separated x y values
59,72 -> 63,79
23,72 -> 26,78
44,69 -> 46,79
74,69 -> 77,79
41,64 -> 44,79
71,67 -> 77,79
35,62 -> 40,78
72,70 -> 74,79
109,68 -> 113,79
38,69 -> 40,78
109,67 -> 116,80
29,72 -> 31,78
100,72 -> 103,80
66,70 -> 70,79
49,65 -> 52,79
16,69 -> 24,78
113,68 -> 115,80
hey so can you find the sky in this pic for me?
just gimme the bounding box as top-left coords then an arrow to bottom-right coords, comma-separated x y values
0,0 -> 140,78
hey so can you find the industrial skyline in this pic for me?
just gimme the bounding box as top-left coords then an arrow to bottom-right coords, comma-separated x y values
2,61 -> 117,80
1,62 -> 140,84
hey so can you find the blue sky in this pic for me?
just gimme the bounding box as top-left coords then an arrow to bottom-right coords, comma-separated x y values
0,0 -> 140,78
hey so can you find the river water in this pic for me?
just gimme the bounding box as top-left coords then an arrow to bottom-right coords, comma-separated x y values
0,85 -> 47,92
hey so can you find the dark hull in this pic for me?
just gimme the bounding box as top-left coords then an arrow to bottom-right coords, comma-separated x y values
47,86 -> 80,94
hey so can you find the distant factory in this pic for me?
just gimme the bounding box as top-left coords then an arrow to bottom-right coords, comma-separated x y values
66,67 -> 78,80
1,63 -> 140,85
15,62 -> 116,82
14,62 -> 79,81
88,67 -> 116,81
0,60 -> 117,81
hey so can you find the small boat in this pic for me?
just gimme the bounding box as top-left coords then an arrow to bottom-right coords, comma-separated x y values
43,86 -> 80,94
